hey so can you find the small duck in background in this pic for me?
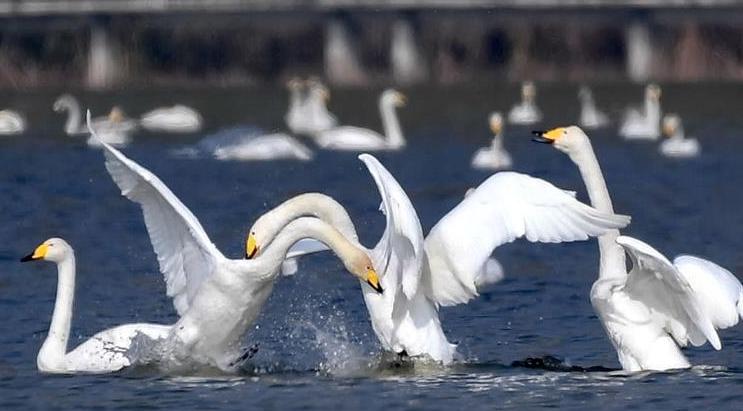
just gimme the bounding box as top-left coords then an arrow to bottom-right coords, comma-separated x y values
508,81 -> 542,125
659,114 -> 700,158
471,112 -> 512,170
578,86 -> 609,129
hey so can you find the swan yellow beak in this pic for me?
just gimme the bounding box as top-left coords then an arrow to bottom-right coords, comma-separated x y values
246,233 -> 258,259
366,267 -> 383,293
490,120 -> 502,135
21,243 -> 48,262
532,128 -> 564,144
396,92 -> 407,106
662,122 -> 674,137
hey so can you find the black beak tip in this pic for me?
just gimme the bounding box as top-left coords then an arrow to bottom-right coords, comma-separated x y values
369,282 -> 384,294
20,254 -> 34,262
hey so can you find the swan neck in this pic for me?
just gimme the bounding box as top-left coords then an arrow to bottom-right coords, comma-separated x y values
379,98 -> 404,148
40,253 -> 76,366
262,218 -> 361,271
490,131 -> 503,151
569,138 -> 626,280
64,99 -> 82,135
645,95 -> 660,123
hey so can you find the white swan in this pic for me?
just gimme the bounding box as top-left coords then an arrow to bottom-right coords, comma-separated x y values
247,154 -> 630,364
193,126 -> 313,162
313,89 -> 406,151
619,84 -> 661,140
286,78 -> 338,136
54,95 -> 136,146
92,121 -> 380,371
659,114 -> 700,158
508,81 -> 542,125
20,238 -> 171,374
578,86 -> 609,129
0,110 -> 25,135
471,112 -> 512,170
140,105 -> 202,133
534,126 -> 742,372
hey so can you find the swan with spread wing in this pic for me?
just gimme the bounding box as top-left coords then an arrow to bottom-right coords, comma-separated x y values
246,154 -> 630,364
534,126 -> 742,371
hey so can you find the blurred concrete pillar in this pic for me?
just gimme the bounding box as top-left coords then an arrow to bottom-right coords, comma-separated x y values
87,21 -> 122,89
625,21 -> 652,82
508,25 -> 532,81
676,22 -> 706,80
390,18 -> 428,85
324,18 -> 368,86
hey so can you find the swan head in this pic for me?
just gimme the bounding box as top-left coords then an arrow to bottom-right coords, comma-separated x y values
345,251 -> 383,294
53,94 -> 75,112
532,126 -> 588,154
489,112 -> 503,135
662,114 -> 681,137
381,89 -> 406,107
522,81 -> 537,100
21,238 -> 71,263
307,78 -> 331,102
286,77 -> 304,91
646,84 -> 661,101
578,86 -> 591,100
246,230 -> 259,259
108,107 -> 125,123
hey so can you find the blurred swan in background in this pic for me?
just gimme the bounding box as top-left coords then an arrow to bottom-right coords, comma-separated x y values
659,114 -> 700,158
534,126 -> 742,372
619,84 -> 661,140
21,238 -> 170,374
471,112 -> 512,170
314,89 -> 406,151
54,95 -> 136,146
247,154 -> 629,364
285,78 -> 338,136
190,126 -> 313,161
140,105 -> 202,133
508,81 -> 542,125
578,86 -> 609,129
93,120 -> 379,371
0,109 -> 25,135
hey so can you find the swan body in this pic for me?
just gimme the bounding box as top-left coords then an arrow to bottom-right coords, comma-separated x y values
247,156 -> 629,363
92,121 -> 379,371
0,110 -> 25,135
286,78 -> 338,136
619,84 -> 661,140
508,81 -> 542,125
534,126 -> 741,372
193,127 -> 313,161
314,89 -> 406,151
21,238 -> 171,374
659,114 -> 700,158
471,112 -> 512,170
140,105 -> 202,133
578,86 -> 609,129
54,95 -> 136,146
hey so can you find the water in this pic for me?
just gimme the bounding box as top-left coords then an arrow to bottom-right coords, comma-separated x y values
2,83 -> 743,410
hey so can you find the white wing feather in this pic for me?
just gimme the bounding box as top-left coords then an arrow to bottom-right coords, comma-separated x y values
91,115 -> 224,316
424,172 -> 631,306
617,236 -> 722,350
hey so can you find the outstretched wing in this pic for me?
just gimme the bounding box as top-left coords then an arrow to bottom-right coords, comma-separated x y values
359,154 -> 425,300
424,172 -> 631,306
674,255 -> 743,331
618,236 -> 721,350
92,114 -> 224,316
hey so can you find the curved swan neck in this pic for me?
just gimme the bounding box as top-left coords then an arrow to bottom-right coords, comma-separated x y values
645,95 -> 660,124
569,136 -> 627,280
261,217 -> 363,271
379,98 -> 404,148
490,131 -> 503,151
39,252 -> 76,367
258,193 -> 359,246
61,98 -> 82,135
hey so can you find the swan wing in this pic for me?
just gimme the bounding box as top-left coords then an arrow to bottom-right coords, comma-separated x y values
674,255 -> 743,330
359,154 -> 425,300
617,236 -> 721,350
93,121 -> 224,316
424,172 -> 631,306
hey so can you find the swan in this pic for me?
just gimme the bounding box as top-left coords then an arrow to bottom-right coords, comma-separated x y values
191,126 -> 313,161
471,112 -> 512,170
246,154 -> 630,364
659,114 -> 700,158
54,95 -> 136,146
508,81 -> 542,125
91,120 -> 380,371
533,126 -> 742,372
20,238 -> 171,374
578,86 -> 609,129
140,105 -> 202,133
619,84 -> 661,140
286,78 -> 338,136
313,89 -> 406,151
0,110 -> 25,135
